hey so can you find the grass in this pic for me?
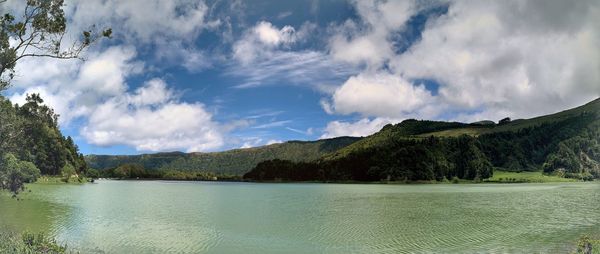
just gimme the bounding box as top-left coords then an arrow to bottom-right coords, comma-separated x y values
417,127 -> 488,137
35,176 -> 88,185
0,231 -> 68,254
486,170 -> 577,183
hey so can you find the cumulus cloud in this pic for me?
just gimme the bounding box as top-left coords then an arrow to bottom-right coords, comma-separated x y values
60,0 -> 222,73
329,0 -> 415,67
81,79 -> 223,152
390,0 -> 600,119
321,118 -> 395,139
266,139 -> 283,145
9,47 -> 226,153
321,0 -> 600,138
232,21 -> 313,64
327,73 -> 438,119
65,0 -> 215,43
10,46 -> 142,123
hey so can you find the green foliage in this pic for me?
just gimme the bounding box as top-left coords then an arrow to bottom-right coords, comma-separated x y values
60,163 -> 75,183
0,231 -> 66,254
325,119 -> 469,160
486,170 -> 576,183
112,163 -> 145,179
542,121 -> 600,179
85,168 -> 100,179
0,95 -> 85,194
0,153 -> 40,194
86,137 -> 361,176
0,0 -> 111,90
99,163 -> 236,181
245,135 -> 494,182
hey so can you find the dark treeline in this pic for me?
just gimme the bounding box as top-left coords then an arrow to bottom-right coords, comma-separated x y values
93,163 -> 241,181
244,135 -> 492,182
0,95 -> 87,193
244,113 -> 599,182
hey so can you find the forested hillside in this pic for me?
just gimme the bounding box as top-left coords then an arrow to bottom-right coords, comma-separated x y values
86,137 -> 361,176
244,98 -> 600,182
0,95 -> 86,193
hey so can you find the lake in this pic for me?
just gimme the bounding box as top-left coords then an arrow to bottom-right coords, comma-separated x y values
1,180 -> 599,253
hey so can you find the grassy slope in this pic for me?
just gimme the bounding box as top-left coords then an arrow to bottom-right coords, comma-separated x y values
486,170 -> 576,183
324,120 -> 470,160
423,98 -> 600,137
86,136 -> 361,175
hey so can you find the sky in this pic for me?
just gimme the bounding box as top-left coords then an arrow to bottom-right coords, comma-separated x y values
2,0 -> 599,155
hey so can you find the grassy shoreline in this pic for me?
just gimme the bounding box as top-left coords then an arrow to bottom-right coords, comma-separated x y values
98,170 -> 594,185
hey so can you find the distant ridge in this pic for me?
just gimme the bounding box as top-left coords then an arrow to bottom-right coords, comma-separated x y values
85,136 -> 361,175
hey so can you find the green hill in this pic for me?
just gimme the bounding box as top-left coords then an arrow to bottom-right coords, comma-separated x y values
244,98 -> 600,182
327,98 -> 600,160
85,137 -> 361,175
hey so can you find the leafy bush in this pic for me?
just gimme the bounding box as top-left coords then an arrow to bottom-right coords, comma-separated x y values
0,231 -> 66,254
0,153 -> 41,194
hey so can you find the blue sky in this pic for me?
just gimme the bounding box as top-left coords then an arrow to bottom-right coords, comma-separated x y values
4,0 -> 599,155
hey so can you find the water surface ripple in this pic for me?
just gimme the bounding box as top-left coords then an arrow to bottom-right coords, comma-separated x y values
1,181 -> 598,253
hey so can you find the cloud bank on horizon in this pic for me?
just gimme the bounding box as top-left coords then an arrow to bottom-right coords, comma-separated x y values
3,0 -> 599,154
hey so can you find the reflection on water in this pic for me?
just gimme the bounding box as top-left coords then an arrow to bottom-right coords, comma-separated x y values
1,181 -> 599,253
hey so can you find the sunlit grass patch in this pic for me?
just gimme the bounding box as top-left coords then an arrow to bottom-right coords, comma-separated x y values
486,170 -> 577,183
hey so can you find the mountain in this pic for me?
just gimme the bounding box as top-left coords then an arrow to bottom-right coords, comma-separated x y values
244,98 -> 600,182
85,137 -> 361,175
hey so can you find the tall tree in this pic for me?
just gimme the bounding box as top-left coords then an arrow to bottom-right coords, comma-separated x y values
0,0 -> 110,194
0,0 -> 111,90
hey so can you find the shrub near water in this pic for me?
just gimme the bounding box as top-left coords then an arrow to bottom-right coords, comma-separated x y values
0,231 -> 67,254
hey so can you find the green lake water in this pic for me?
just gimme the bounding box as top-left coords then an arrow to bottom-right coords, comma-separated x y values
1,180 -> 599,253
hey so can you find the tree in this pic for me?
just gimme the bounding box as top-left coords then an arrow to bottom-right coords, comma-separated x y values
0,0 -> 112,90
498,117 -> 511,125
60,162 -> 75,182
0,0 -> 107,194
0,153 -> 40,195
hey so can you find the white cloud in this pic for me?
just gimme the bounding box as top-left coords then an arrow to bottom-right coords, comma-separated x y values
328,73 -> 438,119
81,79 -> 223,152
329,0 -> 415,67
9,47 -> 226,153
229,20 -> 357,89
60,0 -> 222,73
255,21 -> 297,46
322,0 -> 600,138
65,0 -> 215,43
76,47 -> 143,97
239,137 -> 264,149
232,21 -> 314,64
228,50 -> 357,89
321,118 -> 396,139
252,120 -> 292,129
266,139 -> 283,145
9,46 -> 142,123
390,0 -> 600,120
286,127 -> 314,136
